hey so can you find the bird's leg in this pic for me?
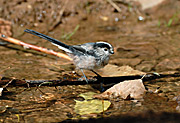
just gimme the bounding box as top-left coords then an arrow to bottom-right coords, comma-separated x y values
80,69 -> 88,84
91,70 -> 104,92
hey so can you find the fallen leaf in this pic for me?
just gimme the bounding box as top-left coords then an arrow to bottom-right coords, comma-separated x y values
78,91 -> 97,100
94,79 -> 146,99
74,92 -> 111,115
100,65 -> 145,77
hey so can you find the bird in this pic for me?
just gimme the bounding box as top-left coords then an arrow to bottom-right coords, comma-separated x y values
24,29 -> 114,83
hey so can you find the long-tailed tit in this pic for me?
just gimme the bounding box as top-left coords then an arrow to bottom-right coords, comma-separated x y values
24,29 -> 114,83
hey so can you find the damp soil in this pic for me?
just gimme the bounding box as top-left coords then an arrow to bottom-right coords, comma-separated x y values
1,0 -> 180,122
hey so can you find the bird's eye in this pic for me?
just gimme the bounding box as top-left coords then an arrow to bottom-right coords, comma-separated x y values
104,48 -> 108,51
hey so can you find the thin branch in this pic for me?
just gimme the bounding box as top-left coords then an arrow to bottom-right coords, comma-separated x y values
48,0 -> 69,31
1,73 -> 180,87
2,79 -> 13,88
107,0 -> 121,12
0,34 -> 73,61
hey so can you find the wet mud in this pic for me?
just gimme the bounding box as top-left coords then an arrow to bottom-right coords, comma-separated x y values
1,0 -> 180,122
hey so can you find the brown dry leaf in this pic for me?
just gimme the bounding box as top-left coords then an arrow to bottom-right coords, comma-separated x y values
94,79 -> 146,99
100,65 -> 145,77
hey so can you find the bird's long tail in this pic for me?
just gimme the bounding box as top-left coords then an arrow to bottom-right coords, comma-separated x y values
24,29 -> 73,53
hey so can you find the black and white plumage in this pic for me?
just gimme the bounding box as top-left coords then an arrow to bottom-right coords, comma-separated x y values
24,29 -> 114,82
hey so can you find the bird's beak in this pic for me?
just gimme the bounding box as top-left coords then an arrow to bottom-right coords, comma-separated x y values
110,50 -> 114,54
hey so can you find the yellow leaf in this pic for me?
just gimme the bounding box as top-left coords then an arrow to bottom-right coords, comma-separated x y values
74,92 -> 111,115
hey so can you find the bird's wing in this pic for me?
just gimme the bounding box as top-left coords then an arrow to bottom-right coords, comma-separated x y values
72,43 -> 95,55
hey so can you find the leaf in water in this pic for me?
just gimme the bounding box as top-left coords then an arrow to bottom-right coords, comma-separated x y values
78,92 -> 97,100
74,92 -> 111,115
94,79 -> 146,100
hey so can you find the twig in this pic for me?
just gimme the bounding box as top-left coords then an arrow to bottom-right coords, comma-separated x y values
2,79 -> 13,88
0,34 -> 73,61
0,72 -> 179,93
113,0 -> 131,6
48,0 -> 69,31
1,79 -> 13,96
107,0 -> 121,12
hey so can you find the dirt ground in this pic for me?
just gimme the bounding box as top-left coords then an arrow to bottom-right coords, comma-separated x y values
1,0 -> 180,122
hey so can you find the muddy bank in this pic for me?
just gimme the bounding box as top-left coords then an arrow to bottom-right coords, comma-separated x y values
1,0 -> 180,122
